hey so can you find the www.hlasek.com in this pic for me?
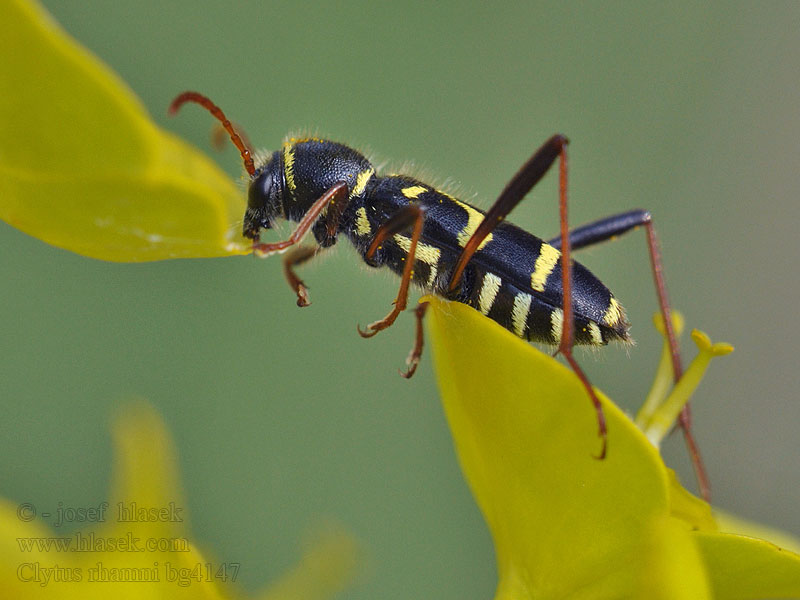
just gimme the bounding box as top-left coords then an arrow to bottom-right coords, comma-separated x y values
18,531 -> 189,553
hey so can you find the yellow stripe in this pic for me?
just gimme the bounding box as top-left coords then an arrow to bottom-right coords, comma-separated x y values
283,144 -> 296,195
288,136 -> 324,144
355,207 -> 371,236
478,273 -> 502,315
426,262 -> 438,288
604,297 -> 623,327
511,292 -> 532,337
550,308 -> 564,343
531,243 -> 561,292
452,198 -> 493,250
352,168 -> 374,197
588,322 -> 603,345
402,185 -> 427,199
393,234 -> 441,289
393,235 -> 441,267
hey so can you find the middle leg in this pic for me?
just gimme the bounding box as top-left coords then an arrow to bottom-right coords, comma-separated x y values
357,204 -> 426,338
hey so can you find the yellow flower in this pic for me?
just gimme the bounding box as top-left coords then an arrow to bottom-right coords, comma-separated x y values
426,296 -> 800,600
0,403 -> 358,599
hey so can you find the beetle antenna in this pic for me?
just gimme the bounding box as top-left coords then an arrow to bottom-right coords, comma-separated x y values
169,91 -> 256,177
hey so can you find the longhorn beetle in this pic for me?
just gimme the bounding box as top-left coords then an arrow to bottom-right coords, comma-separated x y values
169,91 -> 708,497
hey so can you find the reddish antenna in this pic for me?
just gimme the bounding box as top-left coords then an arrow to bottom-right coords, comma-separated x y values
211,120 -> 253,155
169,91 -> 256,177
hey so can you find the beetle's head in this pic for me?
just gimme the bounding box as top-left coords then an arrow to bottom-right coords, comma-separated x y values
243,153 -> 284,241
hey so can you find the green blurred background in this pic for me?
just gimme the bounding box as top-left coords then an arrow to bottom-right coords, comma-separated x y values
2,1 -> 799,597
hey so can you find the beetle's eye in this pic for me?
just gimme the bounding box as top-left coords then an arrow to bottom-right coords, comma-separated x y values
248,170 -> 273,211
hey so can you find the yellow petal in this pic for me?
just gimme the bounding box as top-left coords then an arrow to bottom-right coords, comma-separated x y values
635,516 -> 712,600
426,297 -> 686,599
257,523 -> 360,600
0,499 -> 62,596
0,0 -> 249,262
714,509 -> 800,554
695,532 -> 800,599
106,402 -> 186,540
88,404 -> 229,598
427,296 -> 800,599
666,469 -> 717,531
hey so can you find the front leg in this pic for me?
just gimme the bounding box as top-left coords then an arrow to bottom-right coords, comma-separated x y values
252,182 -> 349,256
283,246 -> 319,307
253,181 -> 349,309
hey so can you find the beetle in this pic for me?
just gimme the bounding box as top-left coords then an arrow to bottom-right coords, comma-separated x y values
169,91 -> 704,484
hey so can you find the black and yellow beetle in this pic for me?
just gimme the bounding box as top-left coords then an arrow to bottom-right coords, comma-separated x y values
170,91 -> 699,472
